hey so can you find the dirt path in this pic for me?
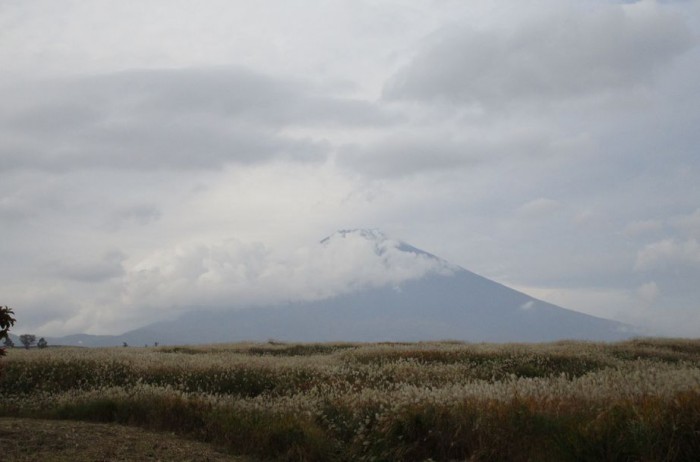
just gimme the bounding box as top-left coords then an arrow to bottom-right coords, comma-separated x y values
0,418 -> 251,462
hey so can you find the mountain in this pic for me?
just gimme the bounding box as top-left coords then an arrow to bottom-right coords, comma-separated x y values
46,229 -> 637,346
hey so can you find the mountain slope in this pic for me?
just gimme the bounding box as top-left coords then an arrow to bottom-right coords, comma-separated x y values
122,271 -> 631,345
47,230 -> 636,346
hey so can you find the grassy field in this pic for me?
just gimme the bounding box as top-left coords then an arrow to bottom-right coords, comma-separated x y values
1,338 -> 699,461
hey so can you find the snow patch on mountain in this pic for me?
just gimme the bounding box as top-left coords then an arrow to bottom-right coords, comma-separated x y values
323,229 -> 453,264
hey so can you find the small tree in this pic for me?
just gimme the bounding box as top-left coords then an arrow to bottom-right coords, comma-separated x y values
1,306 -> 17,380
0,306 -> 15,340
19,334 -> 36,350
1,306 -> 16,357
3,337 -> 14,348
37,337 -> 48,349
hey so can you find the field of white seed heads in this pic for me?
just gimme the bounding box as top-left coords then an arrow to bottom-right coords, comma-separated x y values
2,339 -> 699,461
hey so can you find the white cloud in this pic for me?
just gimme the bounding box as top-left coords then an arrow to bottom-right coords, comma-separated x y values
517,198 -> 561,218
122,231 -> 455,313
636,281 -> 659,309
673,208 -> 700,239
635,238 -> 700,271
623,219 -> 664,237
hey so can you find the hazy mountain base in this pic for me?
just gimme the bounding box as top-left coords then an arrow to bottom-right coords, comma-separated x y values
46,271 -> 635,348
1,339 -> 699,461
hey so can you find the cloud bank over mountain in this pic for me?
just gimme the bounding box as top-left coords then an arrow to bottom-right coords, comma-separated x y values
46,230 -> 634,346
123,230 -> 455,312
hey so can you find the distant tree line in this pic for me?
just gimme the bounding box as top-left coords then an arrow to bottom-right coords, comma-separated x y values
16,334 -> 48,349
0,307 -> 48,351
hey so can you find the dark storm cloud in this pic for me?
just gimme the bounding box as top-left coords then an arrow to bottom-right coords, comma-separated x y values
383,7 -> 693,106
0,67 -> 389,172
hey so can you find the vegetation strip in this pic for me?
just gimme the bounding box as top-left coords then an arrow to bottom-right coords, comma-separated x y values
1,339 -> 699,461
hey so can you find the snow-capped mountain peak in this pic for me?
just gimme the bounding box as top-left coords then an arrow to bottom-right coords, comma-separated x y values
321,228 -> 447,262
320,228 -> 388,244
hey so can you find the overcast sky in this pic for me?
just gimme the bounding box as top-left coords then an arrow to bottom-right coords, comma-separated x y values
1,0 -> 699,338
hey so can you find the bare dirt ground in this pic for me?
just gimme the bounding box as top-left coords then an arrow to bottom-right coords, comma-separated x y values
0,418 -> 251,462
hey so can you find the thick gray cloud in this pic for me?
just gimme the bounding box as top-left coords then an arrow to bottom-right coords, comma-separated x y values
46,251 -> 126,283
104,204 -> 162,231
336,117 -> 565,178
0,68 -> 389,172
338,132 -> 482,177
384,4 -> 694,106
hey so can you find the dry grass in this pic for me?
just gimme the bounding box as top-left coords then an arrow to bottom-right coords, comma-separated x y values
0,417 -> 249,462
1,338 -> 699,461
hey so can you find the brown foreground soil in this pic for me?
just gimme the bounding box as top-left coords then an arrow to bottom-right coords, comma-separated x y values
0,418 -> 251,462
